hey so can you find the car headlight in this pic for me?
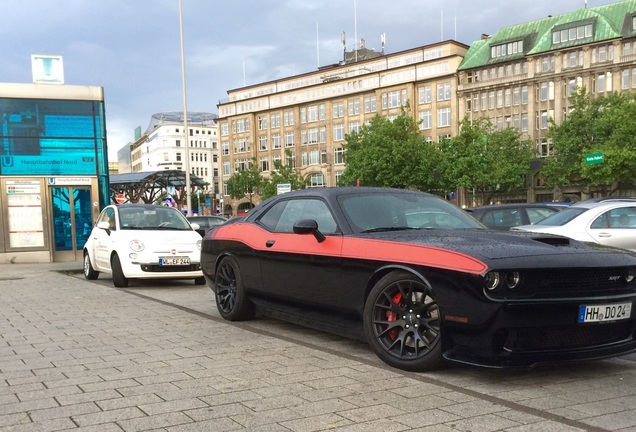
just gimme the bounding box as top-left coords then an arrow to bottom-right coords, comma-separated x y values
504,272 -> 522,289
484,272 -> 500,291
196,239 -> 202,251
626,267 -> 636,283
129,240 -> 145,252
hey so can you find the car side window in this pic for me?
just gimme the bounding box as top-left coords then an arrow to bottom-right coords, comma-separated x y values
594,207 -> 636,229
483,209 -> 520,228
97,208 -> 116,230
258,199 -> 338,234
527,208 -> 556,224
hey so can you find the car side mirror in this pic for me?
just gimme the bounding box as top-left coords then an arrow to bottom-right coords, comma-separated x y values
293,219 -> 326,243
97,221 -> 110,230
190,223 -> 200,231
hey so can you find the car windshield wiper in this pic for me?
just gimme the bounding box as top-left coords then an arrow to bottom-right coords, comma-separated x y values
361,227 -> 417,233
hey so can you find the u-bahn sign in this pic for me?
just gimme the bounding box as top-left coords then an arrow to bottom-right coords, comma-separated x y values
585,152 -> 604,165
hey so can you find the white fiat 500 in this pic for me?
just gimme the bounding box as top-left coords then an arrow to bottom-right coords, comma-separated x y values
83,204 -> 204,287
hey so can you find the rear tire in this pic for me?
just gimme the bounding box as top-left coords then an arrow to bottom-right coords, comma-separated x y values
111,254 -> 129,288
363,271 -> 442,371
214,256 -> 253,321
83,251 -> 99,280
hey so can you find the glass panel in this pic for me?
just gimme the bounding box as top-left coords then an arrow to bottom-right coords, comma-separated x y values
73,188 -> 92,249
52,187 -> 72,251
0,98 -> 102,175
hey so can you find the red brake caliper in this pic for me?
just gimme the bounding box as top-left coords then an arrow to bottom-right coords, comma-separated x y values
386,293 -> 402,340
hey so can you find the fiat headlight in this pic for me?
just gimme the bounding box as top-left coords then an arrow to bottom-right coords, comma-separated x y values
196,239 -> 202,251
129,240 -> 145,252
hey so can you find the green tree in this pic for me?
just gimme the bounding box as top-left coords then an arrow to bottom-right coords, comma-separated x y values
340,107 -> 441,191
225,158 -> 264,206
441,117 -> 532,204
543,88 -> 636,195
260,150 -> 307,199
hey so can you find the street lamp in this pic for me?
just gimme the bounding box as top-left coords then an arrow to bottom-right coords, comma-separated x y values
179,0 -> 192,216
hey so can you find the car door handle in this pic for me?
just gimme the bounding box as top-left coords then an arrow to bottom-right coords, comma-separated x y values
597,232 -> 611,237
266,240 -> 276,247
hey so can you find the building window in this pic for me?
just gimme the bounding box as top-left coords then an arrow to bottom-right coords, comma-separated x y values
334,147 -> 345,164
349,122 -> 360,134
348,99 -> 360,116
308,105 -> 318,122
221,142 -> 229,155
552,22 -> 593,46
521,85 -> 528,104
308,173 -> 326,188
259,135 -> 268,151
437,108 -> 451,127
270,113 -> 281,128
258,116 -> 268,130
419,111 -> 432,130
272,133 -> 281,149
284,111 -> 295,126
333,101 -> 345,118
222,161 -> 230,176
333,124 -> 345,141
437,83 -> 451,101
285,132 -> 295,147
364,95 -> 377,113
418,86 -> 432,104
260,157 -> 269,172
490,40 -> 523,59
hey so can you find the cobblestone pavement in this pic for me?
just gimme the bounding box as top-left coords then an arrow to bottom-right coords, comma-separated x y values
1,262 -> 636,432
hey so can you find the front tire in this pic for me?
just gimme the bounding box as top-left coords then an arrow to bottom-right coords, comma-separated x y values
83,251 -> 99,280
363,271 -> 442,371
111,254 -> 129,288
214,256 -> 253,321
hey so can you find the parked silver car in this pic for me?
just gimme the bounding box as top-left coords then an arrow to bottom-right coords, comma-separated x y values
511,201 -> 636,252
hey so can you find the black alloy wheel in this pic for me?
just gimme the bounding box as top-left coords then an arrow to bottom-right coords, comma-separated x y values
83,251 -> 99,280
364,271 -> 442,371
214,256 -> 253,321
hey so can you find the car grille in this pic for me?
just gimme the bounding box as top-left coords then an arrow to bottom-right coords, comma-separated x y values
500,321 -> 635,352
489,267 -> 636,300
140,264 -> 201,273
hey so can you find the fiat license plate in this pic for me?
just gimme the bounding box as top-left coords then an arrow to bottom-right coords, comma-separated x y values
159,256 -> 190,266
578,303 -> 632,323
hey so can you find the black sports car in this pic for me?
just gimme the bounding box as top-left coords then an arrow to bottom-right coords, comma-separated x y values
200,187 -> 636,371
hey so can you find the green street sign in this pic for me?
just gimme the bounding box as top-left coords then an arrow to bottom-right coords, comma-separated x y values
585,152 -> 604,165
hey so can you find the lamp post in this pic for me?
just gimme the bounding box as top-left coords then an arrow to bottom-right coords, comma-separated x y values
179,0 -> 192,216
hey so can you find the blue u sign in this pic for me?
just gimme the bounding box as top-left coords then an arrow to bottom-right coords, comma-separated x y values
1,156 -> 14,167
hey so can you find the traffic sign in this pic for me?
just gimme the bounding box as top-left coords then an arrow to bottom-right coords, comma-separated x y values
115,193 -> 126,204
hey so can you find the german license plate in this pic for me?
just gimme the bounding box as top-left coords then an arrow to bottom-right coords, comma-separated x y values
578,303 -> 632,323
159,256 -> 190,266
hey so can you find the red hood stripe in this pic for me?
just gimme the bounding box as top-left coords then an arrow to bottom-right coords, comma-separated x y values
212,223 -> 487,274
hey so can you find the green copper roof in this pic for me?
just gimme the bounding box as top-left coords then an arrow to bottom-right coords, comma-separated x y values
459,0 -> 636,70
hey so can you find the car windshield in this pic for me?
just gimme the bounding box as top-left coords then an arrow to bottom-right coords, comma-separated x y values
119,207 -> 193,230
338,192 -> 485,233
534,207 -> 588,226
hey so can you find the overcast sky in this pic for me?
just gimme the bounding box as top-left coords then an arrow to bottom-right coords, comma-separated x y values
1,0 -> 619,160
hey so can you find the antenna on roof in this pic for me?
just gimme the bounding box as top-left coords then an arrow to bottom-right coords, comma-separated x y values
441,6 -> 444,41
381,32 -> 385,55
353,0 -> 358,63
316,22 -> 320,68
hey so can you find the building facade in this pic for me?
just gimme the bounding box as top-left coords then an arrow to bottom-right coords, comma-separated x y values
457,0 -> 636,203
123,112 -> 221,211
217,41 -> 468,215
0,82 -> 109,263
